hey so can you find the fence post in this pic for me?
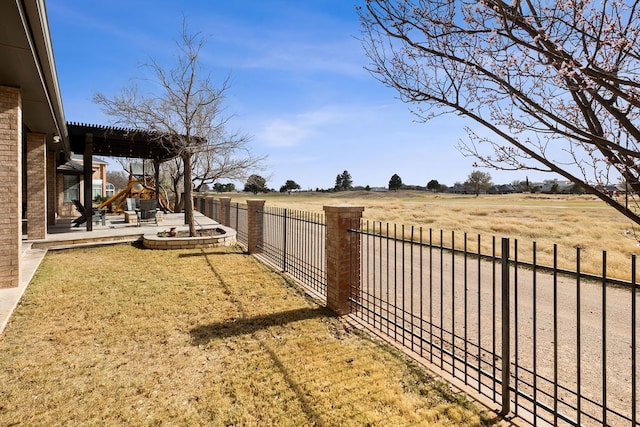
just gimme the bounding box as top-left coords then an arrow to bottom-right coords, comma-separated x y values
501,237 -> 511,416
323,205 -> 364,316
219,197 -> 231,227
247,199 -> 265,254
283,209 -> 288,272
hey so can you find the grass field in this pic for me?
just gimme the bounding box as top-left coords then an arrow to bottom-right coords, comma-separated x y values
0,245 -> 493,426
225,190 -> 639,280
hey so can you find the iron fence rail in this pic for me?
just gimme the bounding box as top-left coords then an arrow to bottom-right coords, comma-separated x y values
351,220 -> 638,427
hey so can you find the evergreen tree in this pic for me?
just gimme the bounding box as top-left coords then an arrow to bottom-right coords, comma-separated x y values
388,174 -> 403,190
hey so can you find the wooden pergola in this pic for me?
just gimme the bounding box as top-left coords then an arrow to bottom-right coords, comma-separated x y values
66,122 -> 182,231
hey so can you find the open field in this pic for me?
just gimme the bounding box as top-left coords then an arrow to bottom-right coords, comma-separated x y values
0,244 -> 493,426
226,191 -> 640,280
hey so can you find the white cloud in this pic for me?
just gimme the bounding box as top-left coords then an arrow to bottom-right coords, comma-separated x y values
261,119 -> 311,147
258,107 -> 347,148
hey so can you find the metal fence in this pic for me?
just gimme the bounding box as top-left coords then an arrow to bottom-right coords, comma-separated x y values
230,202 -> 248,246
197,198 -> 638,426
350,220 -> 638,427
258,207 -> 327,298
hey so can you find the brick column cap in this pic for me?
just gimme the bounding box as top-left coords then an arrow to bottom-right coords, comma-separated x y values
323,205 -> 364,214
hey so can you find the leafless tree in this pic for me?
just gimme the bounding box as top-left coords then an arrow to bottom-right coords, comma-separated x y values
161,158 -> 184,210
106,170 -> 129,192
192,129 -> 265,191
94,19 -> 262,235
465,170 -> 493,196
359,0 -> 640,226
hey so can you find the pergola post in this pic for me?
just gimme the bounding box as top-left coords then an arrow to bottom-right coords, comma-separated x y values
154,159 -> 160,207
83,133 -> 93,231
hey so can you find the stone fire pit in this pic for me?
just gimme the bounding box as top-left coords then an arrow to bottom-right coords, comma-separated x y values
142,225 -> 236,249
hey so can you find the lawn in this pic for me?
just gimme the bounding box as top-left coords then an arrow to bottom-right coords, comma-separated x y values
0,244 -> 493,426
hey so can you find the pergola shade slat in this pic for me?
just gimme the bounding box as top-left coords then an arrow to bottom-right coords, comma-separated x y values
67,122 -> 182,161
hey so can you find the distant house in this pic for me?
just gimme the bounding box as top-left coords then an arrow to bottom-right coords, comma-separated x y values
448,183 -> 469,194
56,155 -> 109,217
401,185 -> 427,191
540,179 -> 574,194
487,184 -> 518,194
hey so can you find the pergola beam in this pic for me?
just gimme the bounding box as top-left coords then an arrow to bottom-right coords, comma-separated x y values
67,122 -> 181,162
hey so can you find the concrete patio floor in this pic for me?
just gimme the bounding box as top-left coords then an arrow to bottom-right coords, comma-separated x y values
0,211 -> 219,334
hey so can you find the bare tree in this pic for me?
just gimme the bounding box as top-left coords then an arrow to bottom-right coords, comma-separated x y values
465,170 -> 493,196
106,170 -> 129,192
359,0 -> 640,226
192,130 -> 265,191
162,157 -> 185,210
94,19 -> 259,235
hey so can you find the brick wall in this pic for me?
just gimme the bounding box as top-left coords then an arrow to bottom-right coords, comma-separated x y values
26,132 -> 46,239
0,86 -> 22,288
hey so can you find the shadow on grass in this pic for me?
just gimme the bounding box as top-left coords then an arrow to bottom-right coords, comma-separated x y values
177,247 -> 246,258
190,306 -> 332,345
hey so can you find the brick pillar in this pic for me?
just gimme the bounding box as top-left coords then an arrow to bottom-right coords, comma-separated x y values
193,195 -> 202,213
46,148 -> 56,225
0,86 -> 22,288
193,195 -> 206,216
323,205 -> 364,315
247,199 -> 265,254
219,197 -> 231,227
26,132 -> 47,239
205,196 -> 215,219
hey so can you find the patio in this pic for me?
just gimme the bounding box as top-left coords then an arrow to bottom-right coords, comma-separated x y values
34,210 -> 219,249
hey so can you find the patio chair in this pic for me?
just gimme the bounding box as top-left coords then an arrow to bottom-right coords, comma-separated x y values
71,200 -> 105,227
136,199 -> 158,226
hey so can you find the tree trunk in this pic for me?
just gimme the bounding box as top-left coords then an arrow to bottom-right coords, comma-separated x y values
182,153 -> 196,236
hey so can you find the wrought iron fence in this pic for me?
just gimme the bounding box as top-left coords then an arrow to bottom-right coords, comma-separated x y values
259,207 -> 327,298
195,197 -> 638,426
350,220 -> 638,427
230,202 -> 248,246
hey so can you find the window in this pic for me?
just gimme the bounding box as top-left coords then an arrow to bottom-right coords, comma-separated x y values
106,183 -> 115,197
92,178 -> 103,200
63,175 -> 79,203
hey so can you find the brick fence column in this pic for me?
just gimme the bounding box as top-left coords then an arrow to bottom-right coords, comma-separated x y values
247,199 -> 265,254
219,197 -> 231,227
26,132 -> 47,239
205,196 -> 215,220
0,86 -> 22,289
192,195 -> 202,213
323,205 -> 364,315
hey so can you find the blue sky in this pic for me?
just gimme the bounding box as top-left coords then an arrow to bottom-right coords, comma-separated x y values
47,1 -> 552,190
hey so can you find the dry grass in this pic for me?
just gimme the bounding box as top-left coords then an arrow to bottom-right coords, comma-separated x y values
0,244 -> 493,426
231,191 -> 640,280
